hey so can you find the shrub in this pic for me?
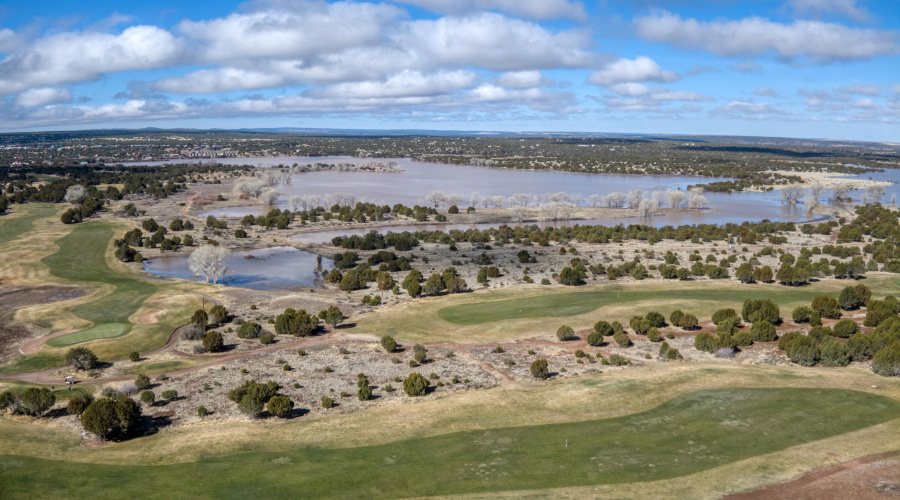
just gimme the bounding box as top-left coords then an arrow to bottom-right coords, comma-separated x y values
203,331 -> 224,352
65,347 -> 98,370
777,331 -> 802,352
586,330 -> 604,346
742,299 -> 780,324
197,405 -> 208,417
750,321 -> 777,342
81,396 -> 142,441
191,309 -> 208,329
403,373 -> 429,396
556,325 -> 576,341
282,364 -> 291,371
380,335 -> 398,352
140,390 -> 155,405
788,336 -> 819,366
716,316 -> 740,336
236,322 -> 262,339
321,396 -> 335,409
695,332 -> 718,353
646,311 -> 666,328
872,341 -> 900,377
711,308 -> 737,325
811,295 -> 841,319
129,352 -> 141,362
210,304 -> 228,324
665,348 -> 683,360
274,308 -> 320,337
669,309 -> 684,326
20,388 -> 55,417
659,341 -> 670,356
613,331 -> 632,348
832,319 -> 858,338
161,390 -> 178,400
839,286 -> 861,310
530,358 -> 549,379
413,344 -> 428,363
358,385 -> 372,401
259,334 -> 275,345
791,306 -> 813,324
608,354 -> 630,366
67,391 -> 94,416
847,334 -> 875,361
267,396 -> 294,417
134,374 -> 151,390
647,327 -> 661,342
180,324 -> 205,340
677,313 -> 699,330
809,311 -> 822,327
819,339 -> 851,367
593,320 -> 613,337
864,301 -> 897,327
734,331 -> 753,347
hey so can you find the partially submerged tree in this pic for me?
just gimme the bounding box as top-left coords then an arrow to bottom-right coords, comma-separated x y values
188,245 -> 229,283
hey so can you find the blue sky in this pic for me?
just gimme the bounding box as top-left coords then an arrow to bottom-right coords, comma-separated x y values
0,0 -> 897,140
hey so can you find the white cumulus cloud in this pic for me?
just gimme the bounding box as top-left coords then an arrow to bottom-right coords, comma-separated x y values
588,56 -> 680,86
14,87 -> 73,108
635,11 -> 898,63
394,0 -> 587,21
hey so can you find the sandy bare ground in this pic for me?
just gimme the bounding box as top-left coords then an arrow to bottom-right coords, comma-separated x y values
18,329 -> 77,355
725,451 -> 900,500
766,169 -> 891,191
0,285 -> 85,362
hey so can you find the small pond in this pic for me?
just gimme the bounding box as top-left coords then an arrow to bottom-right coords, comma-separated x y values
144,246 -> 332,290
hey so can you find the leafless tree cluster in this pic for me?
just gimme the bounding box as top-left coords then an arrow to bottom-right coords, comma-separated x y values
259,188 -> 280,205
539,202 -> 575,221
830,184 -> 852,203
866,185 -> 886,203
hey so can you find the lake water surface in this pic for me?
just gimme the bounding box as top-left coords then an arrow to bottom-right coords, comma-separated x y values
144,246 -> 332,290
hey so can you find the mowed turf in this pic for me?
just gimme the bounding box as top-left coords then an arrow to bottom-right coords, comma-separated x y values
438,286 -> 847,325
40,223 -> 156,346
0,204 -> 58,246
0,388 -> 897,499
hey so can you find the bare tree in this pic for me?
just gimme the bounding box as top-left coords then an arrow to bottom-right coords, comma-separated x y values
892,193 -> 897,206
567,193 -> 583,206
511,206 -> 527,223
607,192 -> 627,208
830,184 -> 852,204
638,198 -> 655,217
446,194 -> 462,208
509,193 -> 530,207
650,191 -> 666,208
627,189 -> 643,208
479,196 -> 491,208
64,185 -> 87,203
688,194 -> 708,209
809,183 -> 825,199
259,188 -> 279,205
491,195 -> 506,208
425,190 -> 445,208
804,195 -> 819,214
587,194 -> 602,207
469,192 -> 480,208
667,189 -> 685,208
781,186 -> 804,205
188,245 -> 229,284
866,185 -> 886,203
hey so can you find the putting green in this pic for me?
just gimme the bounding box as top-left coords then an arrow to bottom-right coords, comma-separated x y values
0,388 -> 897,499
41,223 -> 156,346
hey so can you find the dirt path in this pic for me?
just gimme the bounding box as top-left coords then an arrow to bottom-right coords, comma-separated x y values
18,329 -> 77,355
455,350 -> 514,382
725,450 -> 900,500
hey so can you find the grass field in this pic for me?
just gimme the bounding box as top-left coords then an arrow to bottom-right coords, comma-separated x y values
41,223 -> 157,346
0,387 -> 896,499
352,276 -> 900,342
0,204 -> 59,246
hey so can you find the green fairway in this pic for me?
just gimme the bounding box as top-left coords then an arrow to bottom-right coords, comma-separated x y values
437,285 -> 844,325
40,223 -> 157,346
1,388 -> 897,499
0,204 -> 58,246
